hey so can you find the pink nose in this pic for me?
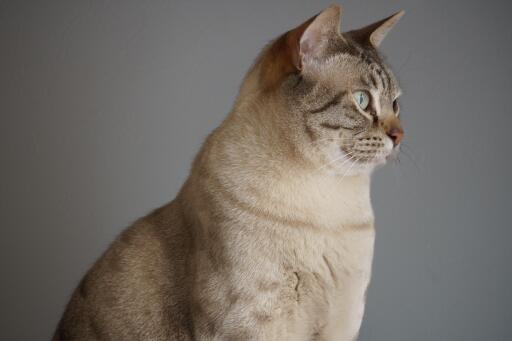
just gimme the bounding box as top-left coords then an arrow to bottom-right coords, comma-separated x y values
387,127 -> 404,146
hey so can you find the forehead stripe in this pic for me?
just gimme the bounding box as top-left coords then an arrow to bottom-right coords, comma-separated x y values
370,73 -> 379,88
350,48 -> 392,92
375,67 -> 388,91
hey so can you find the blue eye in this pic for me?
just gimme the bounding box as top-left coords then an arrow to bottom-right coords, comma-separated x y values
353,91 -> 370,110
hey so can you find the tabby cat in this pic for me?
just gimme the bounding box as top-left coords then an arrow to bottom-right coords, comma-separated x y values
54,5 -> 404,341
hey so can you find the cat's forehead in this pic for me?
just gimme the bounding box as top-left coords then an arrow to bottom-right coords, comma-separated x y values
314,47 -> 401,97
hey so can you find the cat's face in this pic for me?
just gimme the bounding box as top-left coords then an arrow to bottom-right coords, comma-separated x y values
261,5 -> 405,176
290,40 -> 403,175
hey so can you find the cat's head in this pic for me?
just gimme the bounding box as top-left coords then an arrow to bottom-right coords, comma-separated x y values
250,5 -> 404,176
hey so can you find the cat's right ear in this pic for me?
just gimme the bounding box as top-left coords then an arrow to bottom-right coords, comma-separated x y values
259,5 -> 342,90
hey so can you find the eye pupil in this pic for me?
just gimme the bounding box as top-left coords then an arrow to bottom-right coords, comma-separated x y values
354,91 -> 369,110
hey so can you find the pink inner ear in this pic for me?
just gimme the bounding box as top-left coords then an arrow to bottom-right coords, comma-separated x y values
298,5 -> 342,67
257,14 -> 316,90
299,28 -> 323,66
257,5 -> 340,91
286,16 -> 316,71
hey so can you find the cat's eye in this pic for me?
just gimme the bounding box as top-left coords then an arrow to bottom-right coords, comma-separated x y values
353,91 -> 370,111
393,99 -> 400,115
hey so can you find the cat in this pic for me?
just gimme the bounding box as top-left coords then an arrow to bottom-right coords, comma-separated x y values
53,5 -> 404,341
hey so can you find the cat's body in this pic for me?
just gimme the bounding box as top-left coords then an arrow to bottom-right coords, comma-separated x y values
54,5 -> 404,341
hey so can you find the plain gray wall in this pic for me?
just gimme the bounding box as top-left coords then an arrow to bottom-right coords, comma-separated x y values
1,0 -> 511,340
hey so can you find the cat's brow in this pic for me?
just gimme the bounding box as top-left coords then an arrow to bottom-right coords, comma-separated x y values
342,46 -> 391,93
360,76 -> 371,88
309,91 -> 345,114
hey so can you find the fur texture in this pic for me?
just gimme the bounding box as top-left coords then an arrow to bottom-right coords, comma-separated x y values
54,5 -> 404,341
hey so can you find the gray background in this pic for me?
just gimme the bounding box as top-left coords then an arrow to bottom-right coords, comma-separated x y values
1,0 -> 511,340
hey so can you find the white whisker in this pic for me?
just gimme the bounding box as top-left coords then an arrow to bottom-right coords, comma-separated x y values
318,150 -> 357,171
339,156 -> 359,179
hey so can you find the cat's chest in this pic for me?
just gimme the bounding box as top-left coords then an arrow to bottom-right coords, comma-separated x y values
293,225 -> 375,282
292,227 -> 375,340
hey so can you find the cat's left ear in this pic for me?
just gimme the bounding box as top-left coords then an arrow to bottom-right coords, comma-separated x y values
346,10 -> 405,48
297,5 -> 342,69
259,5 -> 342,90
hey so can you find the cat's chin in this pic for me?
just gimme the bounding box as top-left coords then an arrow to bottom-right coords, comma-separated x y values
347,156 -> 390,175
372,154 -> 389,166
327,162 -> 377,177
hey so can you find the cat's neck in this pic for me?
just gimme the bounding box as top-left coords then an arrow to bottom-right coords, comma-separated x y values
187,102 -> 374,230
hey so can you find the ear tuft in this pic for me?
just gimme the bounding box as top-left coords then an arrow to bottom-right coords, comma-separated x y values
347,10 -> 404,48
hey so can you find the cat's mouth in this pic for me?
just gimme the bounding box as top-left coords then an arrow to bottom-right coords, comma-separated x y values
325,148 -> 389,175
357,152 -> 388,167
340,143 -> 393,167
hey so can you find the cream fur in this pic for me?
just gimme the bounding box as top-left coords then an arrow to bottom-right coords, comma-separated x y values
53,5 -> 404,341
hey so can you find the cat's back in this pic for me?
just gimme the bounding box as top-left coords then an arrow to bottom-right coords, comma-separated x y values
53,200 -> 194,341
